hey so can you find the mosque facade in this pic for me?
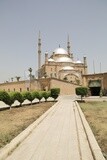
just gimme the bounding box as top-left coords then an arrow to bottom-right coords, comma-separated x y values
0,33 -> 107,96
38,33 -> 88,86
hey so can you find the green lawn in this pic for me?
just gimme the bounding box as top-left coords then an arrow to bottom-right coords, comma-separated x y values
80,101 -> 107,157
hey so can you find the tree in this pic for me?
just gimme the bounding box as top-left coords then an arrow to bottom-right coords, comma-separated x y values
35,91 -> 43,103
0,91 -> 11,107
31,91 -> 43,103
42,91 -> 51,102
10,92 -> 24,106
8,92 -> 16,109
21,91 -> 34,104
75,87 -> 88,100
16,76 -> 21,82
51,88 -> 60,101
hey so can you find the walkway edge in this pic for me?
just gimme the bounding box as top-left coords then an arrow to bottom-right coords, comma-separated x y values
75,101 -> 105,160
0,101 -> 59,160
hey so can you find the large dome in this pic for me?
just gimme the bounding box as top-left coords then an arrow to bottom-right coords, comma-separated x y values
54,48 -> 68,55
55,57 -> 73,63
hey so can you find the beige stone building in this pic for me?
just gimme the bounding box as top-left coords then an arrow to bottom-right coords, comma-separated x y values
39,47 -> 87,86
38,33 -> 88,85
0,33 -> 107,95
82,73 -> 107,96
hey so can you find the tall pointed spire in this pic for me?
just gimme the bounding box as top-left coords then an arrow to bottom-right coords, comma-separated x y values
38,31 -> 41,78
67,35 -> 73,59
67,34 -> 70,56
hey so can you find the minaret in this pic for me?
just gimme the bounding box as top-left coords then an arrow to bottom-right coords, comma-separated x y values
45,51 -> 48,64
67,35 -> 70,56
83,56 -> 88,74
67,35 -> 73,59
38,31 -> 41,78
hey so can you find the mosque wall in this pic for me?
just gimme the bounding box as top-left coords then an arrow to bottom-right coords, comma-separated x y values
0,80 -> 40,92
0,78 -> 80,95
0,73 -> 107,95
42,62 -> 86,81
50,78 -> 80,95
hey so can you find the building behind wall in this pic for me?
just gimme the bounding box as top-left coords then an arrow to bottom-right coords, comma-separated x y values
82,73 -> 107,96
0,34 -> 107,95
39,47 -> 88,85
38,34 -> 88,86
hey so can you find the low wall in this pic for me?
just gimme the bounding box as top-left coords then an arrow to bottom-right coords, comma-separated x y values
0,78 -> 80,95
0,80 -> 40,92
50,78 -> 80,95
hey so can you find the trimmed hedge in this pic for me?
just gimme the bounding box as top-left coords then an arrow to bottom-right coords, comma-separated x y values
75,87 -> 88,100
21,91 -> 34,104
0,88 -> 60,108
8,92 -> 24,106
8,92 -> 16,107
42,91 -> 51,101
0,91 -> 11,106
33,91 -> 43,102
51,88 -> 60,101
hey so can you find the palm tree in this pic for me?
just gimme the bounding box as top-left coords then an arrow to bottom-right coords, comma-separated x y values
28,68 -> 32,91
16,76 -> 21,82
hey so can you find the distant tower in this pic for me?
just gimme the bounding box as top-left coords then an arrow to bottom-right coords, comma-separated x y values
38,31 -> 41,78
45,51 -> 48,64
67,35 -> 73,59
83,56 -> 88,74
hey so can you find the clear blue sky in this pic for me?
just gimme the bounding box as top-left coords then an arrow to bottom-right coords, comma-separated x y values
0,0 -> 107,83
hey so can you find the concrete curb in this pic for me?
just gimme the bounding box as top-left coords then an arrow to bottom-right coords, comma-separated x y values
75,101 -> 105,160
0,101 -> 59,160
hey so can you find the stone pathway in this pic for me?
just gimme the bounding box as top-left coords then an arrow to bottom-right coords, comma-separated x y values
2,96 -> 105,160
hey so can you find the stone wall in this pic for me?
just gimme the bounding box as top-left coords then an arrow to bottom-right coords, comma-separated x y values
103,73 -> 107,89
50,78 -> 80,95
0,80 -> 41,92
0,78 -> 80,95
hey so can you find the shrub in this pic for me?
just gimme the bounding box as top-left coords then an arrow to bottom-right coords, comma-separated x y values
35,91 -> 43,102
0,91 -> 11,106
31,91 -> 38,100
21,91 -> 34,104
42,91 -> 51,101
51,88 -> 60,101
75,87 -> 88,100
10,92 -> 24,106
8,92 -> 16,108
31,91 -> 43,102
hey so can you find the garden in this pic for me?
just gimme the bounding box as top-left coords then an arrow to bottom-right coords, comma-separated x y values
0,88 -> 60,148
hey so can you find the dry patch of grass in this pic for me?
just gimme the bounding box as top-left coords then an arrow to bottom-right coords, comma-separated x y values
80,101 -> 107,155
0,102 -> 55,148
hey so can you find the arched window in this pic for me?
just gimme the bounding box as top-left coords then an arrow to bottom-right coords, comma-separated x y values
20,88 -> 22,92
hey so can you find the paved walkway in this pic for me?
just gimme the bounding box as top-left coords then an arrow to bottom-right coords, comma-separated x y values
2,96 -> 105,160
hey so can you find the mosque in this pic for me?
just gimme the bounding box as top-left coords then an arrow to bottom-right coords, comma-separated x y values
0,33 -> 107,95
38,33 -> 87,85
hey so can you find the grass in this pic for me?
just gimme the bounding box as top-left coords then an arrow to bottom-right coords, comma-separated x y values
80,101 -> 107,156
0,102 -> 55,148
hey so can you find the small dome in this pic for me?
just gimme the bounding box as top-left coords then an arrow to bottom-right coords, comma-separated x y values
55,57 -> 73,63
48,58 -> 55,62
76,60 -> 82,64
62,66 -> 74,70
54,48 -> 68,55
